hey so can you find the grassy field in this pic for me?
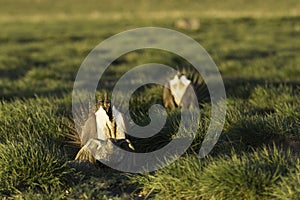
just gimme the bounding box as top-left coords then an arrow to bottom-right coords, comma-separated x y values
0,0 -> 300,199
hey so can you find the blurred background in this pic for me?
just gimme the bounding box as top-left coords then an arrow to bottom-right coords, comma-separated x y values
1,0 -> 299,99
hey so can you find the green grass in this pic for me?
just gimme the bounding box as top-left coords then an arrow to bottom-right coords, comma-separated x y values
199,146 -> 296,200
0,0 -> 300,199
131,146 -> 299,200
270,160 -> 300,200
0,97 -> 76,196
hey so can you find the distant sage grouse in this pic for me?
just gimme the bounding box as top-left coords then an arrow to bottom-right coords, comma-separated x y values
163,68 -> 210,109
63,95 -> 134,165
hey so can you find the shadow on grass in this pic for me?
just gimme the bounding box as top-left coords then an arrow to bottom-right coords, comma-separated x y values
224,77 -> 300,99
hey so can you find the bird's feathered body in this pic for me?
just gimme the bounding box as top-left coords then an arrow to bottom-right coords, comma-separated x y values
163,68 -> 210,109
63,96 -> 134,164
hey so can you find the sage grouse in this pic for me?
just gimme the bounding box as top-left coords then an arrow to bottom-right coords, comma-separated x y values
163,69 -> 210,109
63,96 -> 134,165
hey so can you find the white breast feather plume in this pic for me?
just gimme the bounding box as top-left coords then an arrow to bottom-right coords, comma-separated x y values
163,66 -> 210,109
63,95 -> 134,164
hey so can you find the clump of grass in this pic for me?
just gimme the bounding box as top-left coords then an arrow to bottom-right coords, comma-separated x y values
249,85 -> 297,113
131,146 -> 296,200
0,138 -> 74,195
199,145 -> 295,200
0,97 -> 75,196
220,93 -> 300,152
225,113 -> 296,147
270,160 -> 300,200
0,96 -> 70,143
12,191 -> 66,200
130,154 -> 206,199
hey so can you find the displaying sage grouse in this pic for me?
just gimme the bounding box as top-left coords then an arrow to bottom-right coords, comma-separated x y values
63,96 -> 134,165
163,69 -> 210,109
